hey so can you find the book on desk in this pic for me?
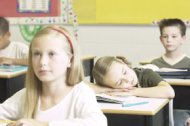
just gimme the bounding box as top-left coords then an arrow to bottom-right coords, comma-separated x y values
96,93 -> 128,103
96,93 -> 149,107
155,68 -> 190,79
139,64 -> 190,79
0,65 -> 27,72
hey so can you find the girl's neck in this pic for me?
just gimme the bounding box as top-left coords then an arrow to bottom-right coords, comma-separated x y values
41,79 -> 71,98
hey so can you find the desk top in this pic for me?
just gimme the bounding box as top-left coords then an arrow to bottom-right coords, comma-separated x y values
0,66 -> 27,78
139,61 -> 151,65
165,79 -> 190,86
99,97 -> 169,116
0,69 -> 27,78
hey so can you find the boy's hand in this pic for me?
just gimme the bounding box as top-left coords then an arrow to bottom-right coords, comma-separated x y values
0,57 -> 13,65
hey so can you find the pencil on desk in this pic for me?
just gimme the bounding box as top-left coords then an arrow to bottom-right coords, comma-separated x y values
122,101 -> 149,107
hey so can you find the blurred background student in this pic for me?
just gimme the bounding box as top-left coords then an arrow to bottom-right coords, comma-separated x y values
151,18 -> 190,69
0,17 -> 28,66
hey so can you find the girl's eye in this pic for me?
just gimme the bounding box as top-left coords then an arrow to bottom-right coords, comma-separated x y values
49,52 -> 56,57
33,52 -> 41,56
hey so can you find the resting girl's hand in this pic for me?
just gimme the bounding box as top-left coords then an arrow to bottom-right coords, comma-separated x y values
105,87 -> 137,97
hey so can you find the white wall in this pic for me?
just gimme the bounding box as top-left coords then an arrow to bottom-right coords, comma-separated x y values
10,25 -> 190,67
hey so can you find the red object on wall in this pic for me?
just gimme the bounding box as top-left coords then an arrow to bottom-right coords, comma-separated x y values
0,0 -> 60,17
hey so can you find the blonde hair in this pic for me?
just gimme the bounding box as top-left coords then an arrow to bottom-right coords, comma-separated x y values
24,25 -> 84,118
92,56 -> 131,86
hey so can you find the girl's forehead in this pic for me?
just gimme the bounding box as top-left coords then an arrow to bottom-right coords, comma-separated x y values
107,61 -> 123,74
33,35 -> 65,45
110,61 -> 124,69
31,38 -> 65,51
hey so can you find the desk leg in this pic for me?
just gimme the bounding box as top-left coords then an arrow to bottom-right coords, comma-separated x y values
172,85 -> 190,110
89,59 -> 94,83
83,59 -> 94,83
145,103 -> 169,126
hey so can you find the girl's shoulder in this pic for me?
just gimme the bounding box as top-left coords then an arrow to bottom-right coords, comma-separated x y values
134,67 -> 155,74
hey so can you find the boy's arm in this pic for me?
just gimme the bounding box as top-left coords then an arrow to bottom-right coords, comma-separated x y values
11,58 -> 28,66
0,57 -> 28,66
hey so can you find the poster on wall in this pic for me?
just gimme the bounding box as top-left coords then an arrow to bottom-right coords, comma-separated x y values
17,0 -> 50,13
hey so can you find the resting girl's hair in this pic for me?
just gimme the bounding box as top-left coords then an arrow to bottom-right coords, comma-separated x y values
92,56 -> 131,86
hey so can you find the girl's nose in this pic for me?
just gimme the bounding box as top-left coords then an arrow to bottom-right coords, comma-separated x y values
40,55 -> 48,66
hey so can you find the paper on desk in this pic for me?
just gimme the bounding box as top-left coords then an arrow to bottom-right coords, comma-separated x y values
96,93 -> 136,104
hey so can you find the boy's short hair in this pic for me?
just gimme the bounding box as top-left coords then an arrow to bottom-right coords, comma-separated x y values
159,18 -> 186,36
0,17 -> 9,35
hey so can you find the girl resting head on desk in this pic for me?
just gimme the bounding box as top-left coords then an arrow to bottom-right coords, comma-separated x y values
91,56 -> 175,99
0,26 -> 107,126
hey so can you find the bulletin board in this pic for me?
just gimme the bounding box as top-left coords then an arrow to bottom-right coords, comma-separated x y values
0,0 -> 60,17
0,0 -> 77,43
73,0 -> 190,24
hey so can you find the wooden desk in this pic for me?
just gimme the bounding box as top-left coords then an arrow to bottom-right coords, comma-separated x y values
139,60 -> 151,65
99,97 -> 170,126
82,55 -> 96,82
166,79 -> 190,110
0,68 -> 27,103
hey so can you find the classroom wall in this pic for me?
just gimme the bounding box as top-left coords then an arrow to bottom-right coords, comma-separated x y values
10,25 -> 190,67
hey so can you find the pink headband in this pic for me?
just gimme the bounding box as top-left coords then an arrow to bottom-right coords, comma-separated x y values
48,27 -> 73,53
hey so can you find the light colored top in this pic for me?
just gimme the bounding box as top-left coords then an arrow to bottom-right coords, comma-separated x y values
99,97 -> 169,115
0,82 -> 107,126
0,41 -> 29,59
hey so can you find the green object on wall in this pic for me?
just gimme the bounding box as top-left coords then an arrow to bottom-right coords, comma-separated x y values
19,25 -> 43,43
